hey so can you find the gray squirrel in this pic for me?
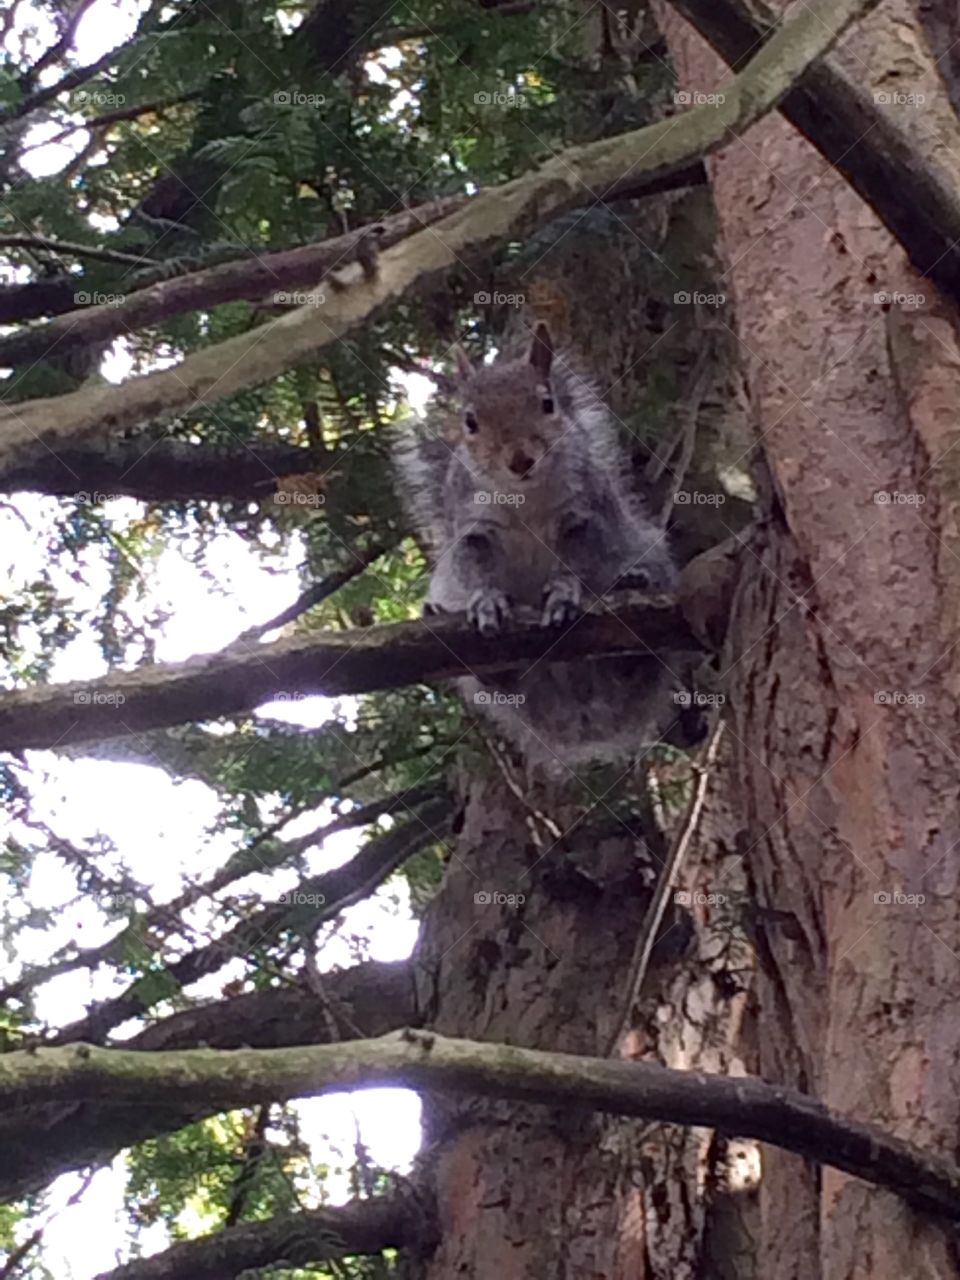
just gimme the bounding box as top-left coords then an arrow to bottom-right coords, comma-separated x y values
395,323 -> 690,770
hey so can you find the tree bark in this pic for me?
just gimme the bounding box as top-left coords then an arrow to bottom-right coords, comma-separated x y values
657,1 -> 960,1276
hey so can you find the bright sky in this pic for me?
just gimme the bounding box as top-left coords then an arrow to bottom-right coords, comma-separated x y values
0,4 -> 432,1274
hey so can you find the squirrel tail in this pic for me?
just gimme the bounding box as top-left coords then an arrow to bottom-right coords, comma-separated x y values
391,415 -> 454,557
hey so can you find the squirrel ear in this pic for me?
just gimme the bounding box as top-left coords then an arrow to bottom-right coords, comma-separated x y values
529,323 -> 553,380
451,344 -> 474,382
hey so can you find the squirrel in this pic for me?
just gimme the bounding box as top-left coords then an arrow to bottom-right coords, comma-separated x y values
394,322 -> 691,771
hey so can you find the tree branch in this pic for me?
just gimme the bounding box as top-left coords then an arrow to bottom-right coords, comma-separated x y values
0,599 -> 704,753
665,0 -> 960,296
0,438 -> 336,503
0,197 -> 465,369
49,797 -> 452,1045
24,0 -> 101,83
0,235 -> 155,266
0,961 -> 416,1202
0,783 -> 438,1006
0,2 -> 165,130
0,0 -> 876,468
233,540 -> 390,642
5,1029 -> 960,1223
16,90 -> 204,156
91,1193 -> 420,1280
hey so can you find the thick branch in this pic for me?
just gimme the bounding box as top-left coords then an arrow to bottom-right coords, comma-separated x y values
0,197 -> 464,369
0,961 -> 416,1202
0,165 -> 702,330
92,1194 -> 419,1280
666,0 -> 960,295
0,0 -> 874,468
0,438 -> 329,502
0,599 -> 704,753
4,1029 -> 960,1223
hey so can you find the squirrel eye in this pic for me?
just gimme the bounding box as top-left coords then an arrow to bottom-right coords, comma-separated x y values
464,411 -> 479,434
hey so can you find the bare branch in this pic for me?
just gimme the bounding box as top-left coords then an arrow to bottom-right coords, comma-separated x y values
6,1028 -> 960,1223
0,437 -> 334,503
0,783 -> 439,1006
90,1193 -> 420,1280
0,598 -> 704,753
0,235 -> 155,266
233,540 -> 390,642
0,197 -> 465,369
0,961 -> 416,1202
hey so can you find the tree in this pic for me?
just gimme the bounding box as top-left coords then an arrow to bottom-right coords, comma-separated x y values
1,0 -> 957,1277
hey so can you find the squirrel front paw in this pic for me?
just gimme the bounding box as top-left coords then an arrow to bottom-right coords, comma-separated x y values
468,588 -> 512,636
541,576 -> 583,627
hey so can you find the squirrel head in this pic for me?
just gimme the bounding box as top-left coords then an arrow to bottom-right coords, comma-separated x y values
452,323 -> 562,483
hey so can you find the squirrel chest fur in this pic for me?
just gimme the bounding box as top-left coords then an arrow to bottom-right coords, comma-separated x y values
395,323 -> 684,771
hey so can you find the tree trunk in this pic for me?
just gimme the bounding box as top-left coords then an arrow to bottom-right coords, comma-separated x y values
656,2 -> 960,1276
410,758 -> 754,1278
405,8 -> 759,1274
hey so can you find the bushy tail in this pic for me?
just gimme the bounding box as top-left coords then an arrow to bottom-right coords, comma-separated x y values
391,415 -> 456,561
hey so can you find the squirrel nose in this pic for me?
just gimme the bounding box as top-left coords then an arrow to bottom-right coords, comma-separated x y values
508,450 -> 535,477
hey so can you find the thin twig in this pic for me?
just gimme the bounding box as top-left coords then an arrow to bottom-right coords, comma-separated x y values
605,717 -> 725,1056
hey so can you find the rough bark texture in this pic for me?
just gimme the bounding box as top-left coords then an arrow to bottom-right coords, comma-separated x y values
409,748 -> 755,1278
657,1 -> 960,1276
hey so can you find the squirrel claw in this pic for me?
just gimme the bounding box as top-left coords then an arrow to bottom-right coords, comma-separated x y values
541,579 -> 582,628
468,588 -> 512,636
